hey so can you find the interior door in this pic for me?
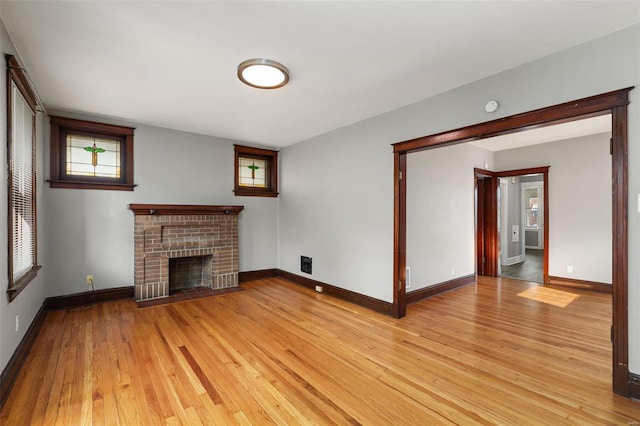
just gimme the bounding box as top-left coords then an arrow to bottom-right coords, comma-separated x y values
475,170 -> 498,277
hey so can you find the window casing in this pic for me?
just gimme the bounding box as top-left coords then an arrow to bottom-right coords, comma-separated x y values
234,145 -> 278,197
49,116 -> 135,191
6,54 -> 40,300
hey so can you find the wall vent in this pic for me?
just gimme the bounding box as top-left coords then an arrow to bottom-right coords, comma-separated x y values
301,256 -> 312,274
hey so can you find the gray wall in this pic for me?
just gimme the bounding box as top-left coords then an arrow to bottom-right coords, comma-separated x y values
42,112 -> 278,298
278,25 -> 639,370
2,20 -> 639,376
495,133 -> 612,284
405,144 -> 492,291
0,19 -> 47,373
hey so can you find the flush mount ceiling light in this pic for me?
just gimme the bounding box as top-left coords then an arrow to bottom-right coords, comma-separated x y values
237,58 -> 289,89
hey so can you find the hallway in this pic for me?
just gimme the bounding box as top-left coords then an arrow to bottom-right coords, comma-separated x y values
501,249 -> 543,283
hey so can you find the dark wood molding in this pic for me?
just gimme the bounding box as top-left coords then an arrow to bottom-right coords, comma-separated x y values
494,166 -> 550,177
611,103 -> 629,396
239,269 -> 278,282
234,144 -> 279,197
48,179 -> 136,191
543,171 -> 550,284
49,115 -> 135,190
493,166 -> 550,284
44,286 -> 134,311
393,152 -> 407,318
6,54 -> 39,301
5,54 -> 37,112
629,373 -> 640,400
474,167 -> 494,178
406,274 -> 476,304
392,88 -> 632,153
0,302 -> 46,408
49,115 -> 134,136
547,276 -> 612,294
277,269 -> 393,316
475,170 -> 499,277
392,87 -> 632,396
6,266 -> 42,302
128,204 -> 244,216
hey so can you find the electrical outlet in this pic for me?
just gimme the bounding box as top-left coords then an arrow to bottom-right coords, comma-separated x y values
405,266 -> 411,289
314,285 -> 323,293
450,267 -> 455,275
567,265 -> 573,274
15,315 -> 19,332
86,275 -> 94,285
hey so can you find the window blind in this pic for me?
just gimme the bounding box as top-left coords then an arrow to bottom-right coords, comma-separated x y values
10,81 -> 36,282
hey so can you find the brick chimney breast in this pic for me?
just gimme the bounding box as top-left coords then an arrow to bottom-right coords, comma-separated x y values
129,204 -> 244,301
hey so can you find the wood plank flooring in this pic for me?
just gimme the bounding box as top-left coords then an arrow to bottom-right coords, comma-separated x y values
1,276 -> 639,425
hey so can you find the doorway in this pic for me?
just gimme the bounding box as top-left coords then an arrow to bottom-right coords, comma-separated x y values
392,88 -> 631,396
500,177 -> 545,283
475,167 -> 549,283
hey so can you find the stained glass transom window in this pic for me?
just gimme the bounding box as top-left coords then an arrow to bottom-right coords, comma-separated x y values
66,134 -> 121,178
233,145 -> 278,197
238,156 -> 267,188
49,116 -> 135,191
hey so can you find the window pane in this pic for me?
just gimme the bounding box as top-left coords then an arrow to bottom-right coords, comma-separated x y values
524,188 -> 539,228
66,134 -> 121,178
238,156 -> 267,188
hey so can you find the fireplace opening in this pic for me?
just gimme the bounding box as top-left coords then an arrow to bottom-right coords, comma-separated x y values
169,255 -> 213,294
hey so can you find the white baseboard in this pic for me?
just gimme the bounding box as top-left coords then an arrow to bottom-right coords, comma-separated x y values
502,254 -> 525,266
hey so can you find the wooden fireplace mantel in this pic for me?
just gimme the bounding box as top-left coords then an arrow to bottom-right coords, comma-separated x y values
128,204 -> 244,216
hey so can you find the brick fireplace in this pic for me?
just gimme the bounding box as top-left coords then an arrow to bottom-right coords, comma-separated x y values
129,204 -> 244,301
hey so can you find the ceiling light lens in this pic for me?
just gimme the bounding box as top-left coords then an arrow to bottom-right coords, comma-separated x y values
242,65 -> 285,87
238,59 -> 289,89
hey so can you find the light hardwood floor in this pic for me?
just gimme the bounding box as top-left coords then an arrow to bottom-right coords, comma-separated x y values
1,276 -> 639,425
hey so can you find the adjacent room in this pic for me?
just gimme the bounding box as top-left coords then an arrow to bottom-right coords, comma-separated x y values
1,2 -> 639,424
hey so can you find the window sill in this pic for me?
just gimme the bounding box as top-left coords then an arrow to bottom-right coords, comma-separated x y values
7,265 -> 42,302
233,188 -> 278,198
48,179 -> 136,191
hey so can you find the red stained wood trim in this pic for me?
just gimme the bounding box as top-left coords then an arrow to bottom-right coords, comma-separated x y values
0,303 -> 46,407
44,286 -> 134,311
49,115 -> 136,190
6,54 -> 40,301
277,269 -> 393,316
629,374 -> 640,400
49,115 -> 134,136
611,103 -> 629,396
494,166 -> 550,283
239,269 -> 278,282
406,274 -> 476,304
392,86 -> 632,396
5,55 -> 37,112
494,166 -> 550,177
392,88 -> 632,153
393,152 -> 407,318
543,171 -> 550,284
128,204 -> 244,216
48,180 -> 136,191
234,145 -> 279,197
547,276 -> 612,294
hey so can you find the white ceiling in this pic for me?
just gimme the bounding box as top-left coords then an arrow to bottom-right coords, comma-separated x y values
1,1 -> 638,148
471,114 -> 612,152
